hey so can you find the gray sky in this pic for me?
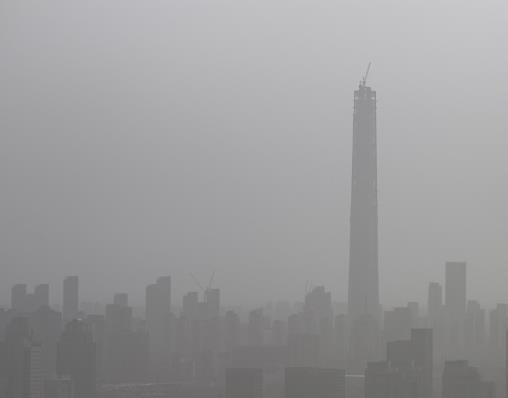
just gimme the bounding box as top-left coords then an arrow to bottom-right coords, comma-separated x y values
1,0 -> 507,308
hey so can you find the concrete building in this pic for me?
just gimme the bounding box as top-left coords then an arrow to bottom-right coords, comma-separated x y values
285,367 -> 345,398
445,262 -> 467,319
367,328 -> 432,398
348,75 -> 379,322
225,368 -> 263,398
44,377 -> 74,398
57,319 -> 96,398
3,317 -> 43,398
146,276 -> 172,378
62,276 -> 79,322
428,282 -> 443,322
347,72 -> 380,371
442,360 -> 494,398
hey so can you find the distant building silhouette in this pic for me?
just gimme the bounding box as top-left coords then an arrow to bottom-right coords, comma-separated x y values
384,307 -> 412,343
285,367 -> 345,398
44,376 -> 74,398
444,262 -> 467,355
225,368 -> 263,398
57,319 -> 96,398
506,329 -> 508,398
365,361 -> 412,398
366,328 -> 432,398
442,360 -> 494,398
489,304 -> 507,354
113,293 -> 128,307
428,282 -> 443,322
63,276 -> 79,322
248,308 -> 265,346
348,76 -> 380,370
85,314 -> 106,381
30,305 -> 62,381
411,328 -> 433,398
464,300 -> 485,356
34,285 -> 49,309
223,310 -> 240,353
2,317 -> 43,398
182,291 -> 199,321
287,333 -> 319,367
348,78 -> 379,321
205,288 -> 220,319
10,284 -> 50,314
445,262 -> 466,319
146,276 -> 172,379
103,298 -> 149,383
11,284 -> 27,313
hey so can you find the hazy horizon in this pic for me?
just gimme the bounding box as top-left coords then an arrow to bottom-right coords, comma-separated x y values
1,0 -> 508,308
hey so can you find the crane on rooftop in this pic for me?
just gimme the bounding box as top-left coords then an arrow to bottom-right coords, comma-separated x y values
361,62 -> 372,86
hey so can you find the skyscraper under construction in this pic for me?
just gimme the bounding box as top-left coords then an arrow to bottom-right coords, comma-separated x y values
347,67 -> 380,369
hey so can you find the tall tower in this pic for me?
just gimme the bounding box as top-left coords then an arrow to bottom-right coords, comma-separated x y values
348,70 -> 379,322
347,69 -> 380,371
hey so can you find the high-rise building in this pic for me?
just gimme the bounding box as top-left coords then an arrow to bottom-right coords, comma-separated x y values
33,284 -> 49,309
285,367 -> 345,398
205,288 -> 220,319
0,341 -> 6,396
384,307 -> 412,343
44,377 -> 74,398
464,300 -> 485,355
334,314 -> 348,368
182,292 -> 199,320
365,361 -> 412,398
444,262 -> 467,355
407,302 -> 420,325
86,314 -> 106,380
102,299 -> 149,383
11,284 -> 27,313
225,368 -> 263,398
224,310 -> 240,353
146,276 -> 172,379
428,282 -> 443,321
442,360 -> 494,398
57,319 -> 96,398
348,76 -> 379,322
29,343 -> 43,398
347,74 -> 380,371
63,276 -> 79,322
287,333 -> 319,367
248,308 -> 264,346
366,329 -> 433,398
10,284 -> 51,314
445,262 -> 466,318
506,329 -> 508,398
304,286 -> 333,324
30,305 -> 62,379
3,317 -> 42,398
113,293 -> 128,307
411,328 -> 433,398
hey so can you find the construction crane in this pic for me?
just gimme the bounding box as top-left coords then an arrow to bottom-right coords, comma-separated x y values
190,271 -> 216,294
190,273 -> 205,292
206,271 -> 216,291
361,62 -> 372,86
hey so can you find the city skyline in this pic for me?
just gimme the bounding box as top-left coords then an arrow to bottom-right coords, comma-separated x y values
1,1 -> 508,308
1,2 -> 508,396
